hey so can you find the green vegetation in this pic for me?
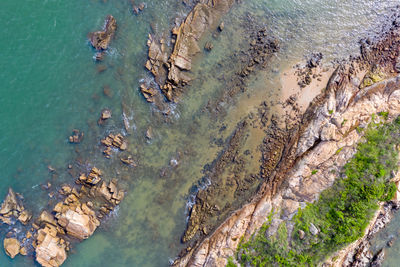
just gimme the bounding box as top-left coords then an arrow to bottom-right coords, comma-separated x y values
311,170 -> 318,175
238,117 -> 400,266
227,257 -> 237,267
328,110 -> 333,115
335,147 -> 343,155
378,111 -> 389,120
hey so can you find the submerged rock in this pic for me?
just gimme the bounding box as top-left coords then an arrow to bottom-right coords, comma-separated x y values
88,15 -> 117,51
4,238 -> 20,259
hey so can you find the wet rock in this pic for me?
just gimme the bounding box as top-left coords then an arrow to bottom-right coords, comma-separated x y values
96,180 -> 125,205
35,225 -> 67,267
18,210 -> 31,225
204,41 -> 213,51
94,52 -> 104,61
120,155 -> 136,167
140,84 -> 157,103
138,2 -> 145,11
101,133 -> 127,153
218,21 -> 224,31
4,238 -> 20,258
146,127 -> 153,140
88,15 -> 117,51
68,129 -> 84,144
79,167 -> 102,186
98,109 -> 112,125
19,246 -> 27,256
0,188 -> 28,226
307,52 -> 323,68
0,188 -> 22,215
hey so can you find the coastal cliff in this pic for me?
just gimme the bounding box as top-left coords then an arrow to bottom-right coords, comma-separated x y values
174,10 -> 400,267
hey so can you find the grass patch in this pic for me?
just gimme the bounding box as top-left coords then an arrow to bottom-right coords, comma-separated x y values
238,117 -> 400,266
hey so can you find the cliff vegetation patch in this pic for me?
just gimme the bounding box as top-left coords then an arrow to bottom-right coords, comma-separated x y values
238,116 -> 400,266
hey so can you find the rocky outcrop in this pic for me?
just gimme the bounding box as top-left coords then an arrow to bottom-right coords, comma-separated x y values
173,18 -> 400,266
146,0 -> 235,102
35,225 -> 67,267
0,188 -> 31,226
89,15 -> 117,50
53,198 -> 99,240
101,133 -> 127,158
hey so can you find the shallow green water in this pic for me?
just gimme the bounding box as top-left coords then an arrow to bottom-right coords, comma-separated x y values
0,0 -> 398,266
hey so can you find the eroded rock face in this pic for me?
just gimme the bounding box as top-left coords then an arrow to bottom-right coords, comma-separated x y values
4,238 -> 20,259
35,225 -> 67,267
89,15 -> 117,50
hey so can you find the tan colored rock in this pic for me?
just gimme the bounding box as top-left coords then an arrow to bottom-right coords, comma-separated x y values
54,201 -> 99,240
18,210 -> 32,225
38,211 -> 57,226
0,188 -> 22,215
101,109 -> 112,120
19,246 -> 27,256
35,225 -> 67,267
89,15 -> 117,50
4,238 -> 20,258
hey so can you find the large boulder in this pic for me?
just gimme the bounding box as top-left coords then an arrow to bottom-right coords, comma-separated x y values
35,225 -> 67,267
54,200 -> 99,240
4,238 -> 20,259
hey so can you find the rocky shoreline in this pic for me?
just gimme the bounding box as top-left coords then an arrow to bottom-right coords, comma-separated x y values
173,8 -> 400,267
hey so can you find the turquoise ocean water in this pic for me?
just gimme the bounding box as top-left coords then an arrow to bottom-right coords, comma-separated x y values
0,0 -> 398,266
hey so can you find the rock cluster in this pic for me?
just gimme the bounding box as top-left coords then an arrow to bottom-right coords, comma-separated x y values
68,129 -> 84,144
140,83 -> 158,103
88,15 -> 117,51
131,1 -> 145,15
1,166 -> 125,266
0,188 -> 31,225
101,133 -> 127,158
145,0 -> 235,102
